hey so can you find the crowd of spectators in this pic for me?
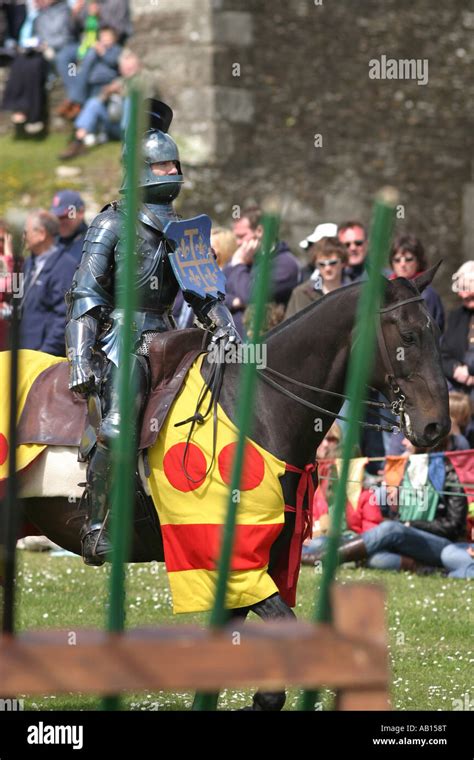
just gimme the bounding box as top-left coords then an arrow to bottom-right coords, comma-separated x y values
0,191 -> 472,572
301,422 -> 474,579
220,206 -> 474,459
0,0 -> 141,156
0,189 -> 86,352
219,205 -> 474,574
1,196 -> 473,409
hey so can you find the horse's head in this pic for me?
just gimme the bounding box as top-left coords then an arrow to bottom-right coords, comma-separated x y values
373,263 -> 450,448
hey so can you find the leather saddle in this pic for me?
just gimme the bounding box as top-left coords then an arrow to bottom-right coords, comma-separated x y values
17,328 -> 211,452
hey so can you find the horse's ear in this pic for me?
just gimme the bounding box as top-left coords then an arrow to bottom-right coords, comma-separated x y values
413,260 -> 442,293
383,276 -> 399,306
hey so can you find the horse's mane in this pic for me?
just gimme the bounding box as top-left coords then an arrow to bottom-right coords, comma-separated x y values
264,276 -> 421,341
264,281 -> 361,339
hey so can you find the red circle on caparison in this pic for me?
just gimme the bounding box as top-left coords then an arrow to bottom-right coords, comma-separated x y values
218,442 -> 265,490
0,434 -> 8,466
163,442 -> 207,492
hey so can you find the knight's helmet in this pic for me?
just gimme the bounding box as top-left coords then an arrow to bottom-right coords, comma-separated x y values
120,99 -> 184,204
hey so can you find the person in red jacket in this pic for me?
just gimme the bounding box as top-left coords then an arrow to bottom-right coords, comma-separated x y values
301,425 -> 383,565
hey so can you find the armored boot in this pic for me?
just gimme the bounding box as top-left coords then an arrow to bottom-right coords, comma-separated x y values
80,355 -> 150,566
81,442 -> 112,566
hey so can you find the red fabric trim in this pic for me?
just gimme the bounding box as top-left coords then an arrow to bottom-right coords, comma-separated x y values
445,450 -> 474,497
270,461 -> 316,607
161,523 -> 283,572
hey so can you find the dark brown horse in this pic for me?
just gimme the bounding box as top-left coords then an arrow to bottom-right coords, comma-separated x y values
5,269 -> 450,710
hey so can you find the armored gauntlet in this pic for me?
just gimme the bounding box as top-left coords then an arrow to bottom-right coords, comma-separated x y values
202,301 -> 241,349
65,313 -> 99,395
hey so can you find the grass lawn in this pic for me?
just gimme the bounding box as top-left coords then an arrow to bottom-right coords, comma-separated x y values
0,132 -> 122,219
9,552 -> 473,711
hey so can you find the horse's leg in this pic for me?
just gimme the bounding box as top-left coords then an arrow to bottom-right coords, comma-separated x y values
246,592 -> 295,711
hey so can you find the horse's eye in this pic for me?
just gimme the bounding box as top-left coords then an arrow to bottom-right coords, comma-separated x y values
401,332 -> 415,345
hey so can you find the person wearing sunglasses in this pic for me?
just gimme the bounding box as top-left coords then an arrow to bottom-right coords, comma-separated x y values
389,234 -> 444,333
284,236 -> 348,319
337,220 -> 368,282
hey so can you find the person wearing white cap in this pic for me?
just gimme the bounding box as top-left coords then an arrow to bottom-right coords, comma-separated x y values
284,236 -> 349,320
297,222 -> 338,284
299,222 -> 338,251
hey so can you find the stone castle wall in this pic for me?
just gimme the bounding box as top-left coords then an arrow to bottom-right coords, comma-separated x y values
132,0 -> 474,304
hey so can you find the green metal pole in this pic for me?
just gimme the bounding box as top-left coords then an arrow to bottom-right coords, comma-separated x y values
193,214 -> 279,711
301,187 -> 398,711
104,85 -> 142,711
1,255 -> 21,635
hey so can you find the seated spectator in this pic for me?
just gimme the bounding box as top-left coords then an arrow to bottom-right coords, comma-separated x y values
0,210 -> 77,356
284,236 -> 349,319
49,190 -> 87,263
58,48 -> 143,159
337,434 -> 468,573
243,301 -> 285,339
314,421 -> 343,460
55,0 -> 132,104
76,1 -> 100,60
0,0 -> 26,47
448,391 -> 472,451
337,220 -> 368,282
1,0 -> 73,137
337,522 -> 474,578
298,222 -> 338,281
55,24 -> 121,121
301,425 -> 384,564
441,261 -> 474,401
389,234 -> 444,332
225,205 -> 299,339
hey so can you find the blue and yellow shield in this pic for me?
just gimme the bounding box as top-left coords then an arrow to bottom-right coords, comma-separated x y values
165,215 -> 226,299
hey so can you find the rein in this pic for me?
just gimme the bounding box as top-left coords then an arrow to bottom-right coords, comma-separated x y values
257,294 -> 425,434
174,293 -> 426,469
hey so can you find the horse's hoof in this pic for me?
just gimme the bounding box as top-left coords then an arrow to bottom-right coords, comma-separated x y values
252,691 -> 286,711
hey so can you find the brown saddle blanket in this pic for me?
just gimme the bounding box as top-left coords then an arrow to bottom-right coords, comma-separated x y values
17,328 -> 211,451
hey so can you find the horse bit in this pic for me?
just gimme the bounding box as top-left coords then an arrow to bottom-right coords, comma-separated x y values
256,294 -> 425,435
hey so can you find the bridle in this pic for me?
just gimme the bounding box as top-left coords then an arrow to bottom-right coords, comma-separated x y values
256,294 -> 425,434
376,294 -> 425,422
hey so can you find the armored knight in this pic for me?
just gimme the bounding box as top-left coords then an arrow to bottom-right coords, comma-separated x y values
65,100 -> 240,566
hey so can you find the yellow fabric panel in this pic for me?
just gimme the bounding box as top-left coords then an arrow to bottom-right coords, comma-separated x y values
148,354 -> 286,526
147,354 -> 287,614
0,350 -> 66,479
169,567 -> 278,614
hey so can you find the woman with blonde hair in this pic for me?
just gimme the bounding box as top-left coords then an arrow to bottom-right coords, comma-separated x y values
211,226 -> 237,269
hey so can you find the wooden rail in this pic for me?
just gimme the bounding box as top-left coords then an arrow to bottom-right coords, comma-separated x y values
0,583 -> 389,710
